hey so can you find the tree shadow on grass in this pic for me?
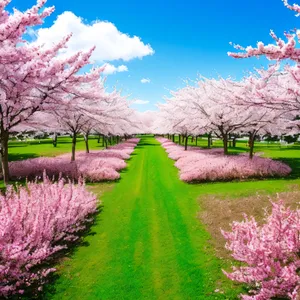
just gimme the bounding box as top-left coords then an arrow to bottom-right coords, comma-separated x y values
135,143 -> 159,148
8,152 -> 39,162
278,157 -> 300,179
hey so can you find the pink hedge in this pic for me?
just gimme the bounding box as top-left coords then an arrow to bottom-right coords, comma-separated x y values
156,138 -> 291,182
8,138 -> 140,182
0,175 -> 98,297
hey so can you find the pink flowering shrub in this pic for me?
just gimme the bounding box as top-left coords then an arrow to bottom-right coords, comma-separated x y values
0,175 -> 98,297
9,157 -> 77,180
156,138 -> 291,182
82,167 -> 120,182
8,139 -> 139,182
222,202 -> 300,299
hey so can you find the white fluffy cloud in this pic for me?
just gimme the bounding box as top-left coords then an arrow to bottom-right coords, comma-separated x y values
132,100 -> 149,105
34,11 -> 154,62
102,63 -> 128,75
141,78 -> 151,84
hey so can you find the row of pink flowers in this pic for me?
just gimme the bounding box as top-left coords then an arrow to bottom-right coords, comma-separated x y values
156,138 -> 291,182
9,138 -> 140,182
0,175 -> 98,297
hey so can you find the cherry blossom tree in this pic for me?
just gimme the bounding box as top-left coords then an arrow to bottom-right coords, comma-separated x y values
0,0 -> 103,183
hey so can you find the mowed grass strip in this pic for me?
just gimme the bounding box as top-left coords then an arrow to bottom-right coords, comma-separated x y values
48,136 -> 242,299
4,134 -> 300,298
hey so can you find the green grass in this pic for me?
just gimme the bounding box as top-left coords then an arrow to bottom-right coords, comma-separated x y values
8,136 -> 106,161
4,135 -> 300,298
44,136 -> 300,299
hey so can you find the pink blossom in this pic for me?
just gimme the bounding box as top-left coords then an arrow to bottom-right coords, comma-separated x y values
222,202 -> 300,299
8,139 -> 139,182
157,138 -> 291,182
0,174 -> 98,297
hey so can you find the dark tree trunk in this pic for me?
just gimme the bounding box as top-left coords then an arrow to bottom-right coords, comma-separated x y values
1,130 -> 10,184
84,132 -> 90,153
222,133 -> 228,155
207,133 -> 212,149
97,134 -> 101,143
172,134 -> 175,142
196,136 -> 198,146
232,137 -> 237,148
179,135 -> 181,145
52,132 -> 58,147
71,132 -> 77,161
105,137 -> 108,149
249,132 -> 256,159
184,135 -> 188,150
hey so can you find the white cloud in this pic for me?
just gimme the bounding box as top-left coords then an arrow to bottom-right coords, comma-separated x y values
33,11 -> 154,62
132,100 -> 149,105
102,63 -> 128,75
141,78 -> 151,84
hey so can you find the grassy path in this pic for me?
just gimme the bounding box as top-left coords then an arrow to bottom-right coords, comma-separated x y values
49,136 -> 298,299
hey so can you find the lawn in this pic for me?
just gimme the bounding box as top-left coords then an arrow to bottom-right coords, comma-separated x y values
4,135 -> 300,299
41,135 -> 298,299
7,136 -> 106,161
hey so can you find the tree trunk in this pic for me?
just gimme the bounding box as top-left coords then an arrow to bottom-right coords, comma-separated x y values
102,135 -> 105,147
52,132 -> 58,147
172,134 -> 175,142
71,132 -> 77,161
184,135 -> 188,150
105,137 -> 108,149
97,134 -> 101,143
207,133 -> 212,149
1,130 -> 10,185
196,136 -> 198,146
232,137 -> 237,148
84,132 -> 89,153
179,135 -> 181,145
222,133 -> 228,155
249,133 -> 256,159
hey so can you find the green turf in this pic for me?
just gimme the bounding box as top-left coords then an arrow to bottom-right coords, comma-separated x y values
45,136 -> 300,299
8,136 -> 106,161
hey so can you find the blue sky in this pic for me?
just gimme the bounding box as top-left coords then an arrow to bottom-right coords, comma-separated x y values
9,0 -> 299,111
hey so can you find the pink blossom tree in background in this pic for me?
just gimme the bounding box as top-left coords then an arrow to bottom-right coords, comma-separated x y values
158,87 -> 207,149
0,0 -> 103,184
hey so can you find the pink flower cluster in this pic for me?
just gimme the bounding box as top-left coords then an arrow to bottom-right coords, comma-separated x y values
0,175 -> 98,297
156,138 -> 291,182
222,202 -> 300,299
9,138 -> 140,182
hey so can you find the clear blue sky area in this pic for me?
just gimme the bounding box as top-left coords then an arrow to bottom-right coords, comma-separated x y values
9,0 -> 298,111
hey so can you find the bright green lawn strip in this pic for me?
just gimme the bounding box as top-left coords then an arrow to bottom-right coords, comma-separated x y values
48,137 -> 246,299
